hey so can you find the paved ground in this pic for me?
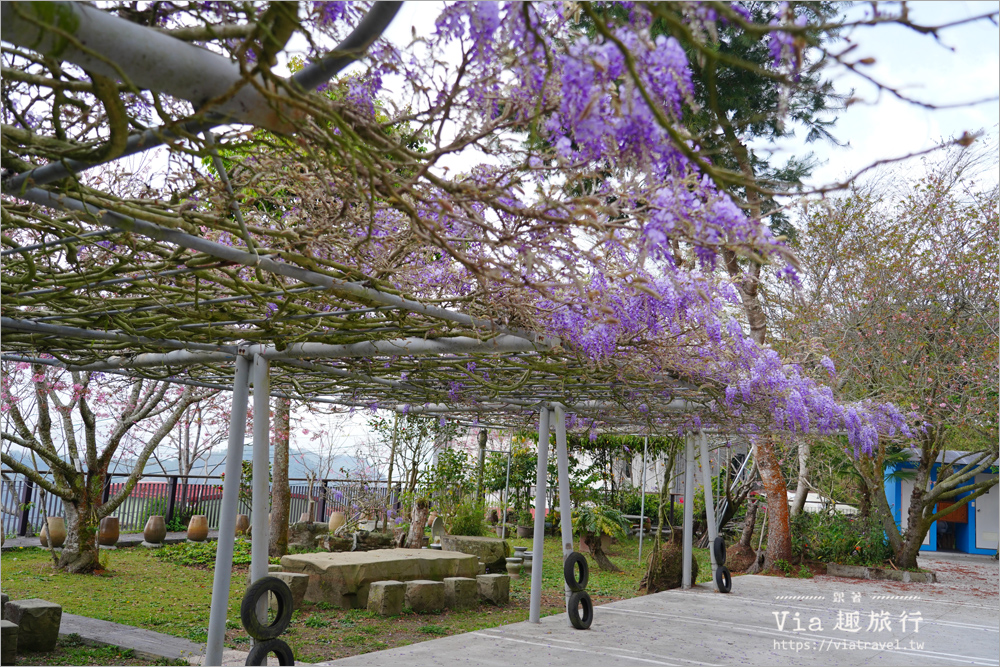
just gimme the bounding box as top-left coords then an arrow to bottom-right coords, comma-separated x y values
61,613 -> 206,665
2,530 -> 220,551
317,558 -> 999,667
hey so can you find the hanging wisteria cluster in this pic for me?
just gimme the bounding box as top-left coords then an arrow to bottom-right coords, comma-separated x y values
2,0 -> 954,454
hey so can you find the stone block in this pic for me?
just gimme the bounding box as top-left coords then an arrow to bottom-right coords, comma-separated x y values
1,593 -> 8,614
1,620 -> 17,665
440,536 -> 510,573
404,580 -> 445,613
287,521 -> 329,550
367,580 -> 406,616
477,574 -> 509,605
268,564 -> 283,572
3,599 -> 62,651
444,577 -> 478,610
269,572 -> 310,611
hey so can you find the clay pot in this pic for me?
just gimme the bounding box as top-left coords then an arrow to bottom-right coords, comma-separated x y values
328,510 -> 346,533
144,515 -> 167,544
235,514 -> 250,536
427,512 -> 439,529
98,516 -> 119,546
187,515 -> 209,542
39,517 -> 66,548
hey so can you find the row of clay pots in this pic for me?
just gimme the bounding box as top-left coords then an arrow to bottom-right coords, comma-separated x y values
38,516 -> 120,548
36,512 -> 271,548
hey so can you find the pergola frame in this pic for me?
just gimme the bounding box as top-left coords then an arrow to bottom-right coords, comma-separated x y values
0,3 -> 743,664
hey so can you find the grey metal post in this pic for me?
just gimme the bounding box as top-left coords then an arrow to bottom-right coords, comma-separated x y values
476,429 -> 487,504
699,431 -> 720,581
501,445 -> 512,540
205,354 -> 251,666
553,405 -> 574,615
529,408 -> 550,623
682,432 -> 695,589
251,354 -> 271,622
638,435 -> 648,563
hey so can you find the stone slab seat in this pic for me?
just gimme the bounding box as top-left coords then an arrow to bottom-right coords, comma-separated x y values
477,574 -> 510,605
440,536 -> 510,573
268,572 -> 310,611
1,619 -> 17,665
280,548 -> 478,609
444,577 -> 478,610
405,580 -> 445,613
3,598 -> 62,652
367,581 -> 406,616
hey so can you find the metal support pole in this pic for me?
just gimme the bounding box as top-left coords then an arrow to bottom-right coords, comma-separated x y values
699,431 -> 720,582
251,354 -> 271,623
501,445 -> 512,540
529,408 -> 550,623
476,429 -> 487,504
205,354 -> 251,667
553,405 -> 574,616
19,479 -> 34,537
682,432 -> 695,589
638,435 -> 648,564
165,476 -> 178,523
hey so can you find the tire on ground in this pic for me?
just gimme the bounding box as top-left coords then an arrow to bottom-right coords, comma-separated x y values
568,590 -> 594,630
245,638 -> 295,666
714,566 -> 732,594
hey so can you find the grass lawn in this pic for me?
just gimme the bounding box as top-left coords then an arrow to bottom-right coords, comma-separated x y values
1,535 -> 713,663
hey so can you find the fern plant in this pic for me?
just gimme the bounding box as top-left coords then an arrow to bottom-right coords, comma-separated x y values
572,504 -> 629,540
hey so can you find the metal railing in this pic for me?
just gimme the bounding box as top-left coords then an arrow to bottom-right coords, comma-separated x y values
1,471 -> 390,537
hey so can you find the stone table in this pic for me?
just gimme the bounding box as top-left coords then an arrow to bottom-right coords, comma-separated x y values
281,548 -> 478,609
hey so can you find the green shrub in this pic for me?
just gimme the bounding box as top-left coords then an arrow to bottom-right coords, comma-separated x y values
449,500 -> 488,537
154,538 -> 252,567
791,512 -> 893,567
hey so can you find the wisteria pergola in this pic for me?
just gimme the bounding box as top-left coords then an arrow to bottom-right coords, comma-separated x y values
0,3 -> 747,663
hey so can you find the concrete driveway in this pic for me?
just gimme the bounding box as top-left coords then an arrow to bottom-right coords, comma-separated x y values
317,562 -> 998,667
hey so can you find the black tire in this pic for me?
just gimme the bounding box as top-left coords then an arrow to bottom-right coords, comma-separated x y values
713,536 -> 727,566
245,638 -> 295,666
563,552 -> 589,593
241,577 -> 294,640
714,566 -> 732,594
568,590 -> 593,630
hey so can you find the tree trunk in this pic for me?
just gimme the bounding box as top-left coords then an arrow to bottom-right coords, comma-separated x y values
57,481 -> 101,573
790,439 -> 810,517
269,397 -> 291,558
583,533 -> 621,572
738,497 -> 758,550
756,438 -> 792,570
406,498 -> 429,549
857,474 -> 872,519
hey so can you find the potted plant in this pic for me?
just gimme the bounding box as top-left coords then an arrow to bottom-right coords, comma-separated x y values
516,510 -> 534,538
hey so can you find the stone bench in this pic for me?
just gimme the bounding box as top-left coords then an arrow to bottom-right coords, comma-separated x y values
3,598 -> 62,652
477,574 -> 510,605
439,536 -> 510,573
444,577 -> 478,610
405,580 -> 445,613
1,620 -> 17,664
367,580 -> 406,616
268,572 -> 310,611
